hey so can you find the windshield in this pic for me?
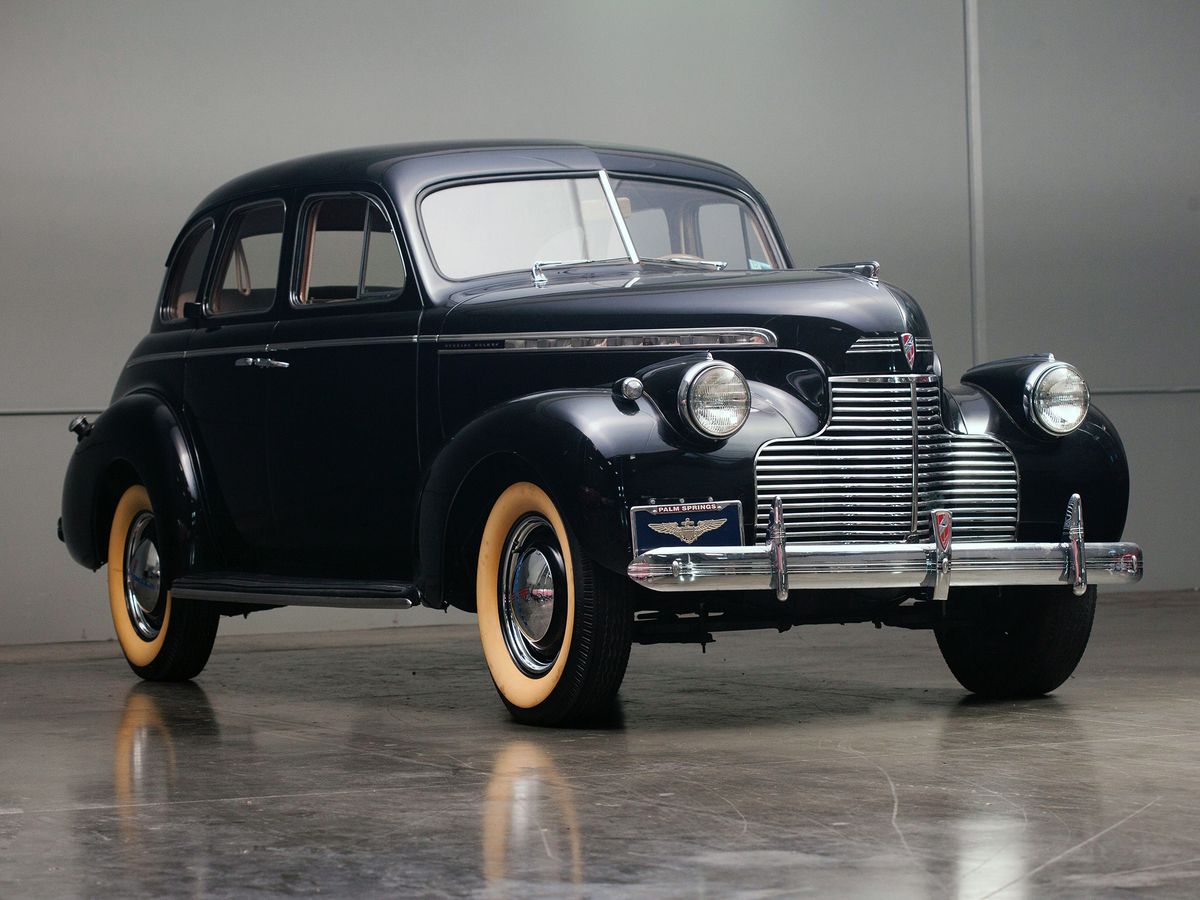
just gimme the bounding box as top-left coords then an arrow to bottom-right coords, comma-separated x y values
421,174 -> 781,281
421,177 -> 629,280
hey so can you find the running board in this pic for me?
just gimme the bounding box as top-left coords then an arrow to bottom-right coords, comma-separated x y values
170,574 -> 417,609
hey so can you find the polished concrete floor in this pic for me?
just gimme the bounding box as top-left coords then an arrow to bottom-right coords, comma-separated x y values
2,592 -> 1199,898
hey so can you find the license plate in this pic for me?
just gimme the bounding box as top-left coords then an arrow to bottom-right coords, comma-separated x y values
630,501 -> 744,555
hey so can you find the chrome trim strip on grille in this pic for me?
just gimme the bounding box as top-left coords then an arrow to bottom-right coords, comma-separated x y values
754,373 -> 1019,544
433,327 -> 777,352
909,380 -> 920,534
846,335 -> 935,354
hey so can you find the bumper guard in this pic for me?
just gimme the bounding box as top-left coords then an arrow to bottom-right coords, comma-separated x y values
627,494 -> 1142,599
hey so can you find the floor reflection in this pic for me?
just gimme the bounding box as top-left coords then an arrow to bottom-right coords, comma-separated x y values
933,697 -> 1100,899
105,683 -> 225,894
54,620 -> 1180,900
482,740 -> 584,893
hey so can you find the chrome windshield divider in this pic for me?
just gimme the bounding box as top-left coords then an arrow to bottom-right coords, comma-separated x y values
598,170 -> 640,265
1064,493 -> 1087,596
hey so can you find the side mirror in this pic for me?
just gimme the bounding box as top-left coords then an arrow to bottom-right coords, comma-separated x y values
182,301 -> 204,321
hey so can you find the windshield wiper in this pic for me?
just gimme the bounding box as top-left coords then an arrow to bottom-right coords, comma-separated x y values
644,256 -> 729,272
531,258 -> 628,286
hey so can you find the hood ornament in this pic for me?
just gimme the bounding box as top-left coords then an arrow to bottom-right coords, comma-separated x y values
900,333 -> 916,370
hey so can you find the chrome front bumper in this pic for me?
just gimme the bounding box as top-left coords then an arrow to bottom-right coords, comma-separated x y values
627,494 -> 1143,599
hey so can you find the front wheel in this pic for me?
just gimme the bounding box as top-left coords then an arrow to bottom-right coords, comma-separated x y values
934,585 -> 1096,698
476,482 -> 632,726
107,485 -> 219,681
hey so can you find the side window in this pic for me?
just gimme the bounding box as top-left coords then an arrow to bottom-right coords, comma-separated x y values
209,201 -> 285,316
296,195 -> 406,305
698,203 -> 773,270
161,220 -> 214,321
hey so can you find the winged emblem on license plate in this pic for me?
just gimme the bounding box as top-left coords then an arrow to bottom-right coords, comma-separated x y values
648,517 -> 727,545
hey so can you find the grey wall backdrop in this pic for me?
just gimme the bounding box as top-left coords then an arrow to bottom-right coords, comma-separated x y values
2,0 -> 1196,644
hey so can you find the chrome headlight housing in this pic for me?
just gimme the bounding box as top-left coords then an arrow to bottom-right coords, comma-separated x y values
1025,361 -> 1089,435
678,361 -> 751,439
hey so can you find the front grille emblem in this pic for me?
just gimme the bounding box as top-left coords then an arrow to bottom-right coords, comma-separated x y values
934,510 -> 952,552
901,333 -> 916,370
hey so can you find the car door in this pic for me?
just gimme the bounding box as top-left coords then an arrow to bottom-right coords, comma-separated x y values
183,198 -> 286,570
263,190 -> 423,579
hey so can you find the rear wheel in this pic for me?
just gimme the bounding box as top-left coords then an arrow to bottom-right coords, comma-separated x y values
935,585 -> 1096,698
476,482 -> 632,726
107,485 -> 219,681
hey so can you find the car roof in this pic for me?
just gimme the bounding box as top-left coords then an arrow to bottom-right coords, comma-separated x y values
191,140 -> 757,217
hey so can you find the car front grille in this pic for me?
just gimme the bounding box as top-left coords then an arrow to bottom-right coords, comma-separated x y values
754,375 -> 1018,544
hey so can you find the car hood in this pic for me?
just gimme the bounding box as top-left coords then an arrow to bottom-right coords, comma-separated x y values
437,269 -> 931,373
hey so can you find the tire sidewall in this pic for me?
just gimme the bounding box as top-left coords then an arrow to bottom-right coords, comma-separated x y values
108,485 -> 172,668
477,482 -> 578,711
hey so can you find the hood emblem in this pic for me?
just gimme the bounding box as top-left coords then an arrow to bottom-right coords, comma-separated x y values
900,332 -> 916,370
648,517 -> 727,545
934,510 -> 952,552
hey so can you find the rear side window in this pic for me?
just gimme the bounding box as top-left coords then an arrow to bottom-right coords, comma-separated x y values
296,194 -> 406,305
161,220 -> 214,321
209,201 -> 285,316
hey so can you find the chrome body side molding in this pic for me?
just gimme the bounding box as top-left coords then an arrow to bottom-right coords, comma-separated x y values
433,327 -> 777,352
125,328 -> 777,367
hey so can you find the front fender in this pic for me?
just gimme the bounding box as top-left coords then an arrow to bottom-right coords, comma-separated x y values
61,392 -> 206,574
946,381 -> 1130,541
417,383 -> 798,607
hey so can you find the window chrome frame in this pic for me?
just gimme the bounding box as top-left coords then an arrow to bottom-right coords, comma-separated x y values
289,190 -> 409,311
204,198 -> 288,320
157,216 -> 217,325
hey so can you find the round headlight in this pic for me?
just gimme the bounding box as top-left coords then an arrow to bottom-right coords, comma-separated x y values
678,361 -> 750,438
1027,362 -> 1089,435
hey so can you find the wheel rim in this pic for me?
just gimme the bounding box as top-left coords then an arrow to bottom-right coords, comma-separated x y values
498,514 -> 568,676
123,511 -> 164,641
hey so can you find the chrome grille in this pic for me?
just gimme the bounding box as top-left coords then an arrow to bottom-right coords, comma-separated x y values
846,335 -> 934,355
754,375 -> 1018,544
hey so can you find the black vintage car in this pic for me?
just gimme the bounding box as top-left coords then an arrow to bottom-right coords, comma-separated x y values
60,141 -> 1143,724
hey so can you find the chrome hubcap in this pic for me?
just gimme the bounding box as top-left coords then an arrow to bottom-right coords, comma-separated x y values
499,514 -> 567,676
124,511 -> 164,641
512,548 -> 556,643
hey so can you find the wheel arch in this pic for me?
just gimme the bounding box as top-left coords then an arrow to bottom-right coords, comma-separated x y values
416,390 -> 648,611
61,392 -> 209,575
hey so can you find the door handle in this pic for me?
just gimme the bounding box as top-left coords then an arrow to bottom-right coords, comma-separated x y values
234,357 -> 289,369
